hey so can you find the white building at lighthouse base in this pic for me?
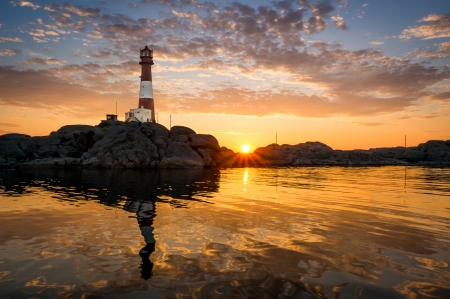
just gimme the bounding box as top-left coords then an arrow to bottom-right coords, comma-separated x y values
125,106 -> 152,123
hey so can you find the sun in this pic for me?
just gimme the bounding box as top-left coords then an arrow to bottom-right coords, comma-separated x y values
241,144 -> 251,153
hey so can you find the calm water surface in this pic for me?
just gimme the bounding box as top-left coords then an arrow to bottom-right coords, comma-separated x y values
0,167 -> 449,298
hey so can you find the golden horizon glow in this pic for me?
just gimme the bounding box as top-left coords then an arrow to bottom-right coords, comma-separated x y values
241,144 -> 251,153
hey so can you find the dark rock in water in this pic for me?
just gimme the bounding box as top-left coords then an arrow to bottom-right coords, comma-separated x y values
21,157 -> 81,168
221,140 -> 450,167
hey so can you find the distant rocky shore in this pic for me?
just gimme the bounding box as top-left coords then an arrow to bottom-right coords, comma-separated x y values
0,121 -> 449,168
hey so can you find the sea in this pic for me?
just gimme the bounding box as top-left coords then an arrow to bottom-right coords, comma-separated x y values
0,166 -> 449,299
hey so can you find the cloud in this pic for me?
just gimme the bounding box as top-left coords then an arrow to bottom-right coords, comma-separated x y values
362,4 -> 369,8
9,0 -> 40,10
353,122 -> 383,127
331,15 -> 347,30
400,14 -> 450,40
370,41 -> 384,46
0,65 -> 136,119
0,37 -> 23,43
0,49 -> 22,56
0,123 -> 20,127
1,0 -> 449,121
414,41 -> 450,59
25,58 -> 67,65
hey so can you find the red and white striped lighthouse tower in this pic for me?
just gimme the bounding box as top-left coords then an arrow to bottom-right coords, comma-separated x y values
138,46 -> 155,122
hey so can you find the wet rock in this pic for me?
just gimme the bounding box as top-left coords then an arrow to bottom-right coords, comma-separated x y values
292,158 -> 312,166
21,157 -> 81,168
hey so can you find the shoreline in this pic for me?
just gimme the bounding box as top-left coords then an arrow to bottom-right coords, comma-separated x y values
1,121 -> 449,169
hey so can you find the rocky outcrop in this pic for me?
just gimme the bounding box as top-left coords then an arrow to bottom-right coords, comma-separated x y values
220,140 -> 450,167
0,121 -> 223,169
1,123 -> 449,168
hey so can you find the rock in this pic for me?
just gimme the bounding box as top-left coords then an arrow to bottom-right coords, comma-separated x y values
218,147 -> 235,161
82,156 -> 101,168
32,134 -> 64,147
140,122 -> 170,138
57,125 -> 101,135
21,157 -> 81,168
417,140 -> 450,153
188,134 -> 220,150
197,148 -> 212,166
395,149 -> 425,162
0,134 -> 36,160
292,158 -> 312,165
100,139 -> 158,168
159,142 -> 203,168
171,135 -> 189,143
369,147 -> 405,159
170,126 -> 196,142
312,148 -> 334,160
296,142 -> 333,152
88,126 -> 130,156
170,126 -> 196,136
150,135 -> 167,149
76,130 -> 97,151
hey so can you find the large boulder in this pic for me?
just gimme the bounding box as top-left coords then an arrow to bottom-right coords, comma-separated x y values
32,133 -> 65,146
169,126 -> 196,141
159,142 -> 203,168
141,122 -> 170,139
395,149 -> 426,162
99,140 -> 158,168
57,125 -> 101,135
88,126 -> 131,156
296,142 -> 333,153
188,134 -> 220,150
0,134 -> 36,160
417,140 -> 450,153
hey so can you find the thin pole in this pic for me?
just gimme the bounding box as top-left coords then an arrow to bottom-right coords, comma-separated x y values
170,115 -> 171,129
116,102 -> 117,115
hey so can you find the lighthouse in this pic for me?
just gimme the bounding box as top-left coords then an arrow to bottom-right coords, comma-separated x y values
125,46 -> 155,123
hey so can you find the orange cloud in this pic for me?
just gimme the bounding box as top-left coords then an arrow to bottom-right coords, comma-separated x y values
401,14 -> 450,40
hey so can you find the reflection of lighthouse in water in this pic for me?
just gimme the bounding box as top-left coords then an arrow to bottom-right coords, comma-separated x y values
125,46 -> 156,123
123,200 -> 156,280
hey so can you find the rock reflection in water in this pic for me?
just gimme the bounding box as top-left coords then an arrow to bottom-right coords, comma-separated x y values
0,167 -> 449,298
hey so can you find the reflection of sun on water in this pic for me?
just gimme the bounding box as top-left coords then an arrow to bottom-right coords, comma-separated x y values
241,144 -> 251,153
243,168 -> 248,191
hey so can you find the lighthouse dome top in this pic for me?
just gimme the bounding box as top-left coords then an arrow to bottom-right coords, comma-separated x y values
140,46 -> 153,58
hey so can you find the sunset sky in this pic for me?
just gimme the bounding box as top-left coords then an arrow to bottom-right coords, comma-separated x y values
0,0 -> 449,152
